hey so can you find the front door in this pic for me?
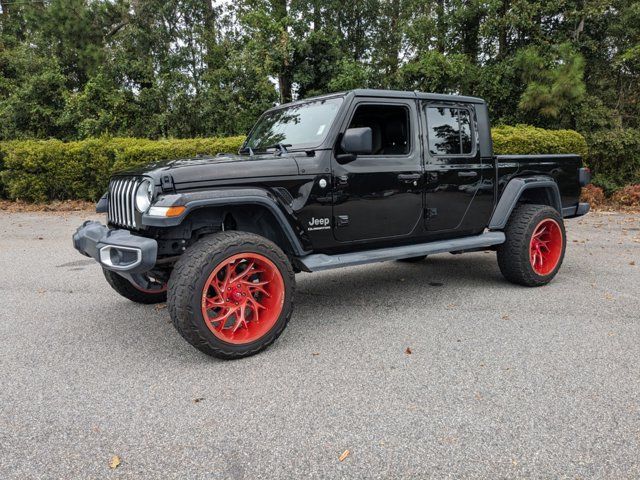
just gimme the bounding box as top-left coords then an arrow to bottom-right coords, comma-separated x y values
331,99 -> 423,242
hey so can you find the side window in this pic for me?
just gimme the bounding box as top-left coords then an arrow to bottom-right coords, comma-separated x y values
426,106 -> 474,155
347,104 -> 410,155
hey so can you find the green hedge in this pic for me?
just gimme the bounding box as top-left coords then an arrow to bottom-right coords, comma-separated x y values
0,136 -> 245,202
0,125 -> 588,202
492,125 -> 588,157
586,129 -> 640,194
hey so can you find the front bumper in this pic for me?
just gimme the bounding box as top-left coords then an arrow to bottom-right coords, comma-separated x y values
72,221 -> 157,273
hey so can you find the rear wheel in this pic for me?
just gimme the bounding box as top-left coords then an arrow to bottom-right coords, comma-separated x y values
103,269 -> 167,304
497,204 -> 566,286
168,231 -> 295,359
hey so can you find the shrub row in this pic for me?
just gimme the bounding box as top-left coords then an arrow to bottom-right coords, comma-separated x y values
0,125 -> 589,202
585,128 -> 640,194
0,137 -> 245,202
491,125 -> 588,156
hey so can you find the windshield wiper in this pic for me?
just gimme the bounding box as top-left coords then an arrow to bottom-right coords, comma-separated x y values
263,143 -> 292,156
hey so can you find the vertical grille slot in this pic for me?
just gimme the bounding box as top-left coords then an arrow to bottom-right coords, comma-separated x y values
107,177 -> 140,229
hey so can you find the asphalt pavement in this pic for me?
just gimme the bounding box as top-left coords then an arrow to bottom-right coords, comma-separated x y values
1,210 -> 639,479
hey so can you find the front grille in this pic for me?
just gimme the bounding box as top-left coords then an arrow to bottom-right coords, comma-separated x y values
108,177 -> 140,229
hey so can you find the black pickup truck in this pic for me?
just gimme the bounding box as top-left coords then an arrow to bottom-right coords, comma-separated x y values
73,89 -> 591,359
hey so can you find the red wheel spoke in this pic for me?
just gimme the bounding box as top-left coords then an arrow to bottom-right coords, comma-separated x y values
248,284 -> 271,297
205,297 -> 223,308
249,296 -> 266,310
247,301 -> 261,324
243,279 -> 269,287
231,305 -> 249,333
230,261 -> 254,283
211,280 -> 225,300
210,306 -> 238,327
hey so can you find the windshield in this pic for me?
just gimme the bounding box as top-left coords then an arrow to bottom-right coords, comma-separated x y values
244,97 -> 343,151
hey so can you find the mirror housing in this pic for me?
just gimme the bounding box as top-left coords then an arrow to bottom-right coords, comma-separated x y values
338,127 -> 372,163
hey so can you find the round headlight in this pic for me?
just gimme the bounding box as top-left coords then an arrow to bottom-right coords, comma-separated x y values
135,180 -> 153,212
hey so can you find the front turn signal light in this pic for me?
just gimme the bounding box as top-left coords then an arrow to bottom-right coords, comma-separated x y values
147,206 -> 186,217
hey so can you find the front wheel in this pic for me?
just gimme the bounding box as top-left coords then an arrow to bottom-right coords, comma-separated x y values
103,269 -> 167,304
168,231 -> 295,359
497,204 -> 566,287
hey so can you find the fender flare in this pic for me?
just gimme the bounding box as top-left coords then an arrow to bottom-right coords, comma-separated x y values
489,176 -> 562,230
142,187 -> 309,256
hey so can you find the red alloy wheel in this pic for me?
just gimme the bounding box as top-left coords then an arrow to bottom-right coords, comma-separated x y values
529,218 -> 563,276
200,253 -> 285,345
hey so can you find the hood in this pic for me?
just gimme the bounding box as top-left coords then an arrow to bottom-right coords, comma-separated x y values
117,152 -> 301,185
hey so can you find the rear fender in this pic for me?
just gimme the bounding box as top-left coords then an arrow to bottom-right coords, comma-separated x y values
489,176 -> 562,230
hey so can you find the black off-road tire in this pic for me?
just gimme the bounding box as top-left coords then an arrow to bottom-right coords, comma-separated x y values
397,255 -> 427,263
167,231 -> 295,359
497,204 -> 566,287
103,269 -> 167,304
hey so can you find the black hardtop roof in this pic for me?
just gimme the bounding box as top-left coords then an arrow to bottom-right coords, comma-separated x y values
273,89 -> 485,110
350,89 -> 485,104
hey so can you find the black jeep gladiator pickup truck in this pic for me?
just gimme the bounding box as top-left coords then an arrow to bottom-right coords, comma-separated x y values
73,89 -> 591,359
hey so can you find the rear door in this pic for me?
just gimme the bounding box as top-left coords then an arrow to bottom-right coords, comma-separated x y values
331,98 -> 423,242
422,103 -> 489,232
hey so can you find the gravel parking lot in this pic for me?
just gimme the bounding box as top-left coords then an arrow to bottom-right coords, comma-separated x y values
1,211 -> 639,479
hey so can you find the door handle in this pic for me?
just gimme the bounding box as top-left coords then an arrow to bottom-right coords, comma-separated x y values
397,173 -> 421,182
457,171 -> 478,178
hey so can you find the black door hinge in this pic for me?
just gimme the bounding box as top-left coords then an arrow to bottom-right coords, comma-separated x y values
336,215 -> 349,227
424,208 -> 438,219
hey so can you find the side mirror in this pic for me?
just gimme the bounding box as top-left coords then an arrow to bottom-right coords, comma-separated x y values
338,127 -> 372,162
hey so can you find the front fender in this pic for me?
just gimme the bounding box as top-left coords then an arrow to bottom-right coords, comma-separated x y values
141,187 -> 309,256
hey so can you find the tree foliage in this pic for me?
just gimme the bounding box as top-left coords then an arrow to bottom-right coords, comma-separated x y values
0,0 -> 638,141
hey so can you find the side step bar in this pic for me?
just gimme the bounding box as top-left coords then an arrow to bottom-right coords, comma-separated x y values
297,231 -> 505,272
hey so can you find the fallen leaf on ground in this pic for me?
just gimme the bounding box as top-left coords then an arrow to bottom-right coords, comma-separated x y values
193,397 -> 204,403
501,314 -> 510,320
339,450 -> 350,462
155,303 -> 167,310
405,347 -> 412,355
109,455 -> 121,469
311,352 -> 320,356
631,261 -> 636,266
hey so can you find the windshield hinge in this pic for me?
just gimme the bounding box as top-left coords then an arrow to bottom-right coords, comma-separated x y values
161,174 -> 175,193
